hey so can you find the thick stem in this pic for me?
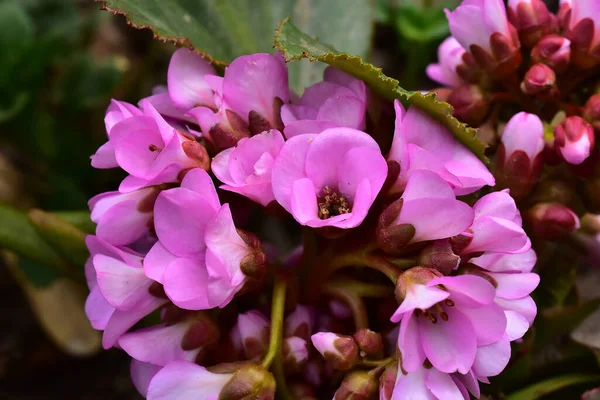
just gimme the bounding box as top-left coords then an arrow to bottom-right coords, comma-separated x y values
261,276 -> 287,369
323,283 -> 370,330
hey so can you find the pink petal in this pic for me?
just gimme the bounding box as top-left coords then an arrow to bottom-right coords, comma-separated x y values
281,104 -> 318,124
91,142 -> 118,169
144,241 -> 178,283
212,147 -> 235,184
455,370 -> 481,398
463,216 -> 530,254
85,287 -> 114,330
398,311 -> 426,372
146,361 -> 231,400
131,360 -> 162,397
393,366 -> 436,400
95,199 -> 151,246
300,81 -> 355,108
391,284 -> 450,320
495,296 -> 537,324
489,272 -> 540,299
470,248 -> 537,273
283,120 -> 338,138
460,303 -> 507,345
473,190 -> 522,224
428,275 -> 495,308
180,168 -> 221,211
337,147 -> 387,203
425,368 -> 467,400
94,254 -> 152,311
401,169 -> 457,201
141,93 -> 196,123
290,178 -> 319,225
163,257 -> 211,310
472,335 -> 511,377
420,307 -> 477,374
316,95 -> 365,129
167,48 -> 216,110
504,310 -> 530,341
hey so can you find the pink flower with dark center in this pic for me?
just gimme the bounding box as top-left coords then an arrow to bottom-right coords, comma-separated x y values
281,67 -> 367,137
388,100 -> 494,195
212,129 -> 285,206
426,37 -> 467,88
271,127 -> 387,229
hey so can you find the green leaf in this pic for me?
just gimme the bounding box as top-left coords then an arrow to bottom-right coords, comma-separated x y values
101,0 -> 373,92
506,374 -> 600,400
52,211 -> 95,234
0,203 -> 68,275
0,2 -> 34,72
395,4 -> 449,43
274,18 -> 488,163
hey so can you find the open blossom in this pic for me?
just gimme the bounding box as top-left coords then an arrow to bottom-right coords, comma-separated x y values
212,129 -> 285,206
281,67 -> 367,137
271,127 -> 387,229
388,100 -> 494,195
426,37 -> 467,88
144,168 -> 265,310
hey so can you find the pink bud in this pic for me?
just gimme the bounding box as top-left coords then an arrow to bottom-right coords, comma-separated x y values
218,365 -> 276,400
378,363 -> 398,400
507,0 -> 555,47
334,370 -> 378,400
554,116 -> 595,164
520,63 -> 556,95
495,112 -> 545,198
282,336 -> 309,371
284,305 -> 314,342
395,267 -> 442,304
531,34 -> 571,73
230,310 -> 270,361
526,202 -> 581,240
584,94 -> 600,132
418,239 -> 461,275
311,332 -> 359,371
447,84 -> 490,127
353,329 -> 383,357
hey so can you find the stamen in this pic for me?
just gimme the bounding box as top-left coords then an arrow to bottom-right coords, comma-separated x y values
317,186 -> 351,219
149,144 -> 161,152
444,299 -> 455,307
440,311 -> 449,321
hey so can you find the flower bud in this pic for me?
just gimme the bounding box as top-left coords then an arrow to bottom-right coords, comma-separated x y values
353,329 -> 383,357
520,63 -> 556,95
495,112 -> 545,198
218,364 -> 276,400
531,34 -> 571,73
284,305 -> 314,342
376,199 -> 416,254
334,371 -> 378,400
379,363 -> 398,400
508,0 -> 555,47
447,84 -> 490,127
526,202 -> 581,240
395,267 -> 442,304
181,314 -> 220,350
417,239 -> 461,275
311,332 -> 359,371
554,116 -> 595,165
230,311 -> 270,361
584,94 -> 600,132
282,337 -> 309,372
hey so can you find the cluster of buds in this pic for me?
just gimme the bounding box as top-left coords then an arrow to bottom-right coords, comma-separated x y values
86,21 -> 544,398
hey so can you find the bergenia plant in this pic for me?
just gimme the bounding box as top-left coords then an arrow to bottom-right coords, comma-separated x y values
79,0 -> 600,398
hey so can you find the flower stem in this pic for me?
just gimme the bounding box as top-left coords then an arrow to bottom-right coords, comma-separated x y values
323,283 -> 370,330
262,276 -> 287,369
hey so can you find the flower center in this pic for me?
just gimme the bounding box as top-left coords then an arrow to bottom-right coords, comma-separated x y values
414,299 -> 454,324
318,186 -> 350,219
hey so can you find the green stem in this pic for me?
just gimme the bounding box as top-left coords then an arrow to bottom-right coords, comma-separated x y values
273,351 -> 295,400
330,253 -> 402,283
261,276 -> 287,369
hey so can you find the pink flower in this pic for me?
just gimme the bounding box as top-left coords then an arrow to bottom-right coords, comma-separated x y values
391,269 -> 507,375
144,168 -> 265,310
377,171 -> 474,250
188,53 -> 289,150
426,37 -> 467,88
146,361 -> 233,400
167,48 -> 217,111
89,186 -> 160,246
281,67 -> 367,137
271,127 -> 387,229
554,116 -> 595,165
84,235 -> 167,349
110,101 -> 209,192
212,129 -> 285,206
230,310 -> 270,361
392,364 -> 474,400
388,100 -> 494,195
311,332 -> 359,370
91,100 -> 142,169
455,190 -> 531,255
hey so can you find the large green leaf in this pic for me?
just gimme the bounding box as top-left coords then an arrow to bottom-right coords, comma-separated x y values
100,0 -> 373,91
506,374 -> 600,400
274,19 -> 488,162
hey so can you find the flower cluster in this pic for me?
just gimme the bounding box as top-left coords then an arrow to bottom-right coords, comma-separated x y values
85,25 -> 541,398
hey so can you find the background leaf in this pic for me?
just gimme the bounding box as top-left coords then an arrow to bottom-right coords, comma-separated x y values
101,0 -> 373,92
274,18 -> 488,162
506,374 -> 600,400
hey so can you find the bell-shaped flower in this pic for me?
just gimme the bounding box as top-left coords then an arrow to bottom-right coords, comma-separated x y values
377,171 -> 474,252
271,127 -> 387,229
388,100 -> 494,195
84,235 -> 168,349
281,67 -> 367,137
212,129 -> 285,206
554,116 -> 595,165
311,332 -> 359,371
188,53 -> 289,151
110,101 -> 209,192
446,0 -> 521,76
392,268 -> 507,375
495,112 -> 545,199
167,48 -> 217,111
426,37 -> 467,88
89,186 -> 160,246
455,190 -> 531,255
229,310 -> 270,361
91,100 -> 142,169
144,168 -> 265,310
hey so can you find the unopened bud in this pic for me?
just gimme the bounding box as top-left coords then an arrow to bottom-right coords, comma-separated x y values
526,202 -> 581,240
181,140 -> 210,171
379,363 -> 398,400
418,239 -> 461,275
334,371 -> 378,400
554,116 -> 595,165
531,34 -> 571,73
181,314 -> 220,350
521,63 -> 556,95
218,364 -> 276,400
584,94 -> 600,132
395,267 -> 442,304
508,0 -> 555,47
284,305 -> 314,342
447,84 -> 490,127
240,251 -> 267,280
230,311 -> 270,361
282,337 -> 308,374
449,231 -> 474,255
376,199 -> 416,254
353,329 -> 383,357
311,332 -> 359,371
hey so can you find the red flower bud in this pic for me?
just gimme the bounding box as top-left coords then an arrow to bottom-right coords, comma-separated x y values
584,94 -> 600,132
447,84 -> 490,127
531,34 -> 571,73
526,202 -> 580,240
508,0 -> 555,47
554,116 -> 595,165
520,63 -> 556,95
